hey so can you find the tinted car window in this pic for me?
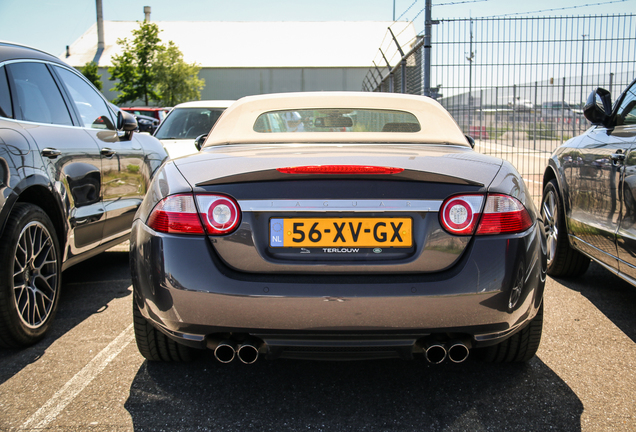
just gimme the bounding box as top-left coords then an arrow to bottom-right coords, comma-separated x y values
54,66 -> 115,130
7,62 -> 73,126
617,83 -> 636,126
154,108 -> 225,139
0,66 -> 12,118
254,109 -> 421,133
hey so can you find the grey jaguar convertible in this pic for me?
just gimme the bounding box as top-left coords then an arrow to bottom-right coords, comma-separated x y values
130,92 -> 546,364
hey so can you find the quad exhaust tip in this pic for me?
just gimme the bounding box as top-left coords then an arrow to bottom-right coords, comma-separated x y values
211,336 -> 469,364
209,337 -> 263,364
237,340 -> 260,364
422,339 -> 470,364
447,340 -> 470,363
213,340 -> 236,363
424,341 -> 447,364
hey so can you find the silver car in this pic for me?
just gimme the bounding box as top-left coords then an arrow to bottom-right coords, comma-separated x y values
153,100 -> 234,158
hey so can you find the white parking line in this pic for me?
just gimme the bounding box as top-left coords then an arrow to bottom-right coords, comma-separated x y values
19,324 -> 134,430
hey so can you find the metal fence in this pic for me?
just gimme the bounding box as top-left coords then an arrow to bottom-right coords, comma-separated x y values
363,14 -> 636,204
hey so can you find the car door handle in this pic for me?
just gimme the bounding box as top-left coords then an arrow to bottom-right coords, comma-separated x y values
101,148 -> 116,157
41,148 -> 61,159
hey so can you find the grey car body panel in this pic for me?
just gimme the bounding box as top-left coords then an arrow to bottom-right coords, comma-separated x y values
131,137 -> 546,356
211,207 -> 470,273
172,143 -> 503,189
155,143 -> 508,273
130,217 -> 545,349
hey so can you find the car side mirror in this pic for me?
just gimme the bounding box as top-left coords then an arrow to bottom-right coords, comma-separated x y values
117,110 -> 138,141
465,135 -> 475,148
195,134 -> 208,151
584,88 -> 612,126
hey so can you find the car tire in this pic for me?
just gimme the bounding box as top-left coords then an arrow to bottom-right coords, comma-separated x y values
478,302 -> 544,363
542,179 -> 590,277
133,300 -> 198,362
0,203 -> 61,348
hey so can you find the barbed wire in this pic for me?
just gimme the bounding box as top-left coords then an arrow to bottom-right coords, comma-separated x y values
482,0 -> 629,18
396,0 -> 420,22
434,0 -> 489,6
380,0 -> 629,68
399,0 -> 488,29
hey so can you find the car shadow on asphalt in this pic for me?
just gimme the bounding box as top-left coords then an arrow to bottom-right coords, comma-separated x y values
551,261 -> 636,343
124,354 -> 583,431
0,250 -> 132,385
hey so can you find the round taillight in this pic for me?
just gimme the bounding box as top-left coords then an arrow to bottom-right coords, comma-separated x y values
439,195 -> 484,235
446,201 -> 472,229
212,203 -> 232,225
196,195 -> 241,234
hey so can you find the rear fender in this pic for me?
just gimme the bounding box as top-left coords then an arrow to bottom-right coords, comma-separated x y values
135,161 -> 192,224
3,172 -> 68,254
486,161 -> 536,218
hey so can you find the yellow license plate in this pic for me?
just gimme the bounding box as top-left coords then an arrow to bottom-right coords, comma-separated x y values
269,218 -> 412,248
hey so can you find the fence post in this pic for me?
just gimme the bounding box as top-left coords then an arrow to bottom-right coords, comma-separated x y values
562,77 -> 566,143
388,27 -> 406,93
401,59 -> 407,93
534,81 -> 538,150
572,97 -> 577,139
512,84 -> 516,148
495,86 -> 499,144
423,0 -> 433,97
480,89 -> 483,140
379,48 -> 392,92
467,19 -> 474,137
370,62 -> 381,90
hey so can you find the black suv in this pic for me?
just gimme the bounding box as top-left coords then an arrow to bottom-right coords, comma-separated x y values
0,42 -> 168,347
542,78 -> 636,281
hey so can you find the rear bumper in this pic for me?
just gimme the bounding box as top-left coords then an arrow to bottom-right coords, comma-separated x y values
130,219 -> 546,355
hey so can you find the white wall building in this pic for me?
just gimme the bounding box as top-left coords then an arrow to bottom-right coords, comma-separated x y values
62,20 -> 417,105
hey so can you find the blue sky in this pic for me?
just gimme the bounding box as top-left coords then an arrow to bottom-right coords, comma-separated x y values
0,0 -> 633,56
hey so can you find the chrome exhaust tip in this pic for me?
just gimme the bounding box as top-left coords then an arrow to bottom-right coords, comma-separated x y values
237,339 -> 262,364
424,341 -> 447,364
447,341 -> 470,363
214,340 -> 236,363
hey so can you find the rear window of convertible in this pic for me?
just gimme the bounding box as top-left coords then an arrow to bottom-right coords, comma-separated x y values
253,109 -> 421,133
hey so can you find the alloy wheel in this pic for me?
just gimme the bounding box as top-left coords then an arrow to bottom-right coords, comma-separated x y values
12,221 -> 59,329
542,189 -> 558,267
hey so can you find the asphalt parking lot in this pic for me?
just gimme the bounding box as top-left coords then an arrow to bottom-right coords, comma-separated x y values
1,247 -> 635,432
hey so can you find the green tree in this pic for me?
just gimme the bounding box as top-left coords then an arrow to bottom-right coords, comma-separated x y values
109,21 -> 162,105
80,61 -> 102,91
153,41 -> 204,106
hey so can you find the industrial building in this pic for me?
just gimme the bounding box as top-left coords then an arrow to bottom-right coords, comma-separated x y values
61,13 -> 416,104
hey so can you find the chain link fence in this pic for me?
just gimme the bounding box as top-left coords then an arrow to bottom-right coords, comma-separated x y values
364,14 -> 636,205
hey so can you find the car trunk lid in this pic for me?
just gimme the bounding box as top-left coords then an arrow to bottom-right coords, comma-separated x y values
172,144 -> 503,274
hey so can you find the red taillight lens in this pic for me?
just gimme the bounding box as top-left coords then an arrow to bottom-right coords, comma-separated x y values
476,194 -> 533,235
277,165 -> 404,175
147,194 -> 241,235
147,194 -> 205,234
195,195 -> 241,234
439,194 -> 533,236
439,195 -> 484,235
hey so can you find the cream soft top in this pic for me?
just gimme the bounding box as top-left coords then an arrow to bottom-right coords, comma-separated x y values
202,92 -> 469,147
